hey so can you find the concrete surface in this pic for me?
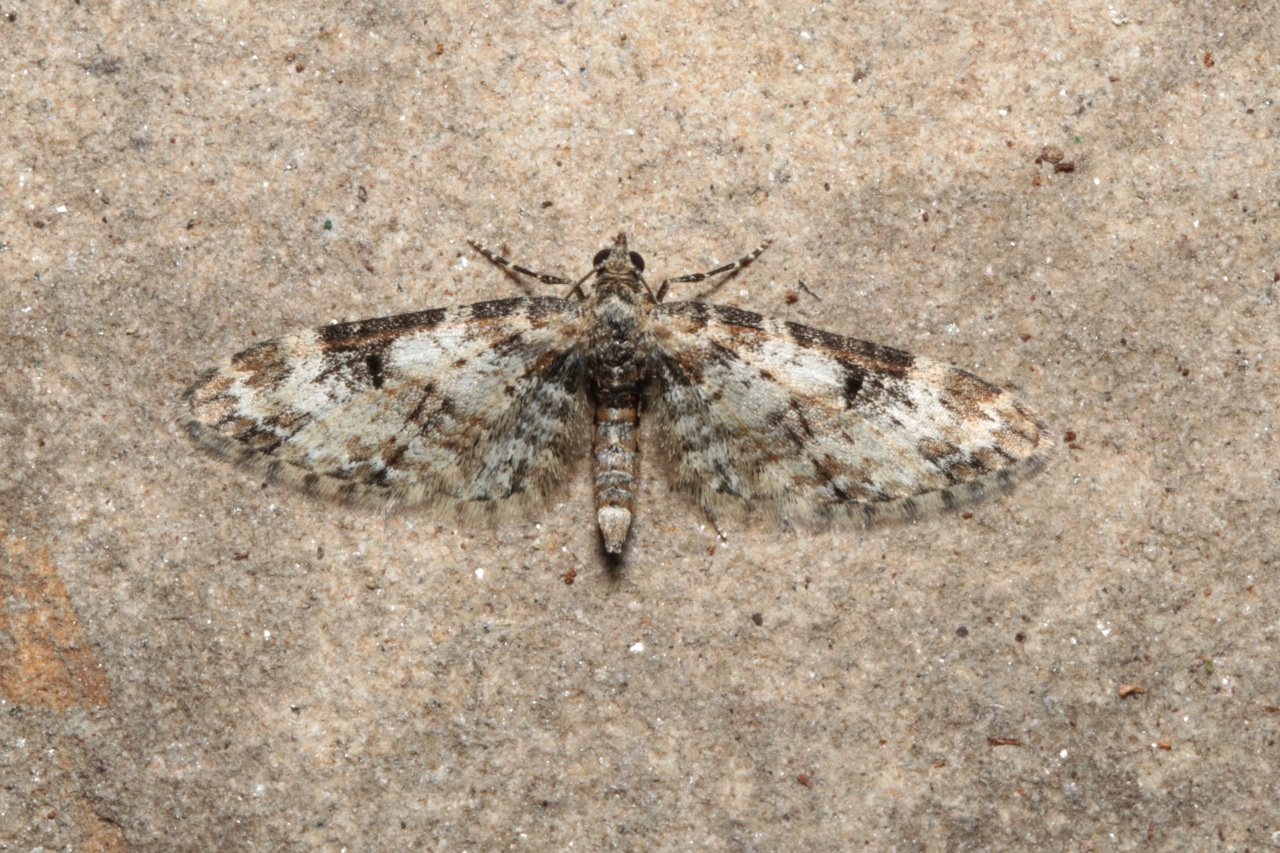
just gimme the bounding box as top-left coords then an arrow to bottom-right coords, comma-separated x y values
2,0 -> 1277,849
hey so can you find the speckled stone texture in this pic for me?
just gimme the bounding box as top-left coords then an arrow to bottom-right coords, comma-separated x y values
1,1 -> 1276,849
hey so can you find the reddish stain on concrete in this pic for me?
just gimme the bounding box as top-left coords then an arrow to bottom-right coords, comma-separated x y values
0,537 -> 110,709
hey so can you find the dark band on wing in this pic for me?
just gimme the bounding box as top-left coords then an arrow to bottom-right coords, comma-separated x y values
657,301 -> 766,331
318,306 -> 450,342
316,297 -> 574,345
784,321 -> 916,374
231,339 -> 294,389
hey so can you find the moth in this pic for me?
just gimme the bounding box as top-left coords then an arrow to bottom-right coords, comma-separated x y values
181,234 -> 1052,554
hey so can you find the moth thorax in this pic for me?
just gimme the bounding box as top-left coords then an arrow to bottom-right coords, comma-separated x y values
597,506 -> 632,554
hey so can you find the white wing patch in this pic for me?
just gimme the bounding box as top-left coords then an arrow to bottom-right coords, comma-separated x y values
648,302 -> 1051,525
182,297 -> 590,516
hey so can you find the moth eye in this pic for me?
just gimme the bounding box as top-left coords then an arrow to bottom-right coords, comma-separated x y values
592,249 -> 611,267
629,252 -> 645,272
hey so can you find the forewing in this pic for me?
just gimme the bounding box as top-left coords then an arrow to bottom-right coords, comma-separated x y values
649,302 -> 1052,525
181,296 -> 588,514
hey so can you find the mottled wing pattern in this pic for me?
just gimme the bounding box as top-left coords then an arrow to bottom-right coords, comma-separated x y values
181,297 -> 589,515
648,302 -> 1053,525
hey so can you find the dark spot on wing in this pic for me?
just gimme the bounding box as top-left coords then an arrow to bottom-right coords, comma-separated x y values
841,368 -> 864,408
365,351 -> 385,388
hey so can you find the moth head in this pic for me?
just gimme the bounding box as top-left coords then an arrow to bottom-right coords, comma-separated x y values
592,233 -> 645,275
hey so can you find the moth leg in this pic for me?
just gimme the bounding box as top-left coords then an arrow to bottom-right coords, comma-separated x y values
468,239 -> 574,287
654,239 -> 773,302
563,267 -> 598,302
